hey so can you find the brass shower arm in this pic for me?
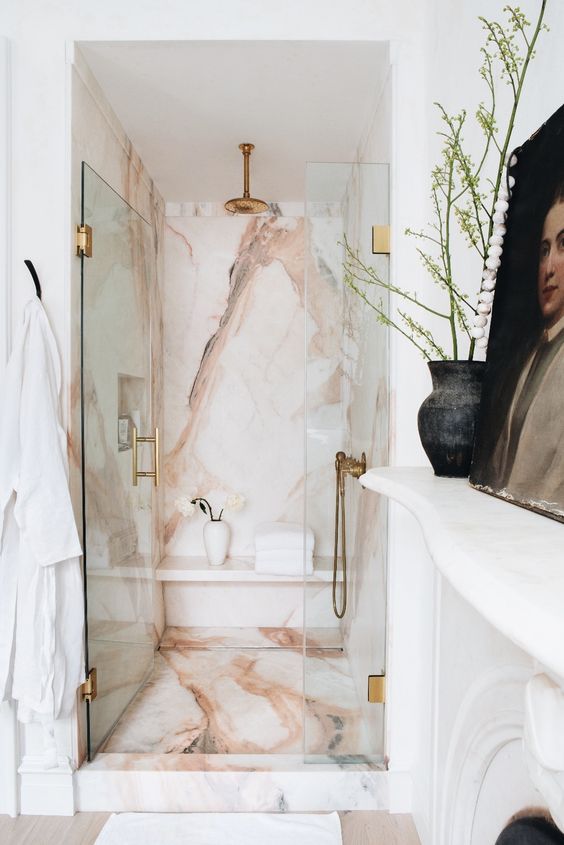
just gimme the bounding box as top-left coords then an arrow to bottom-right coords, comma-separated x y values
224,142 -> 268,214
240,142 -> 253,198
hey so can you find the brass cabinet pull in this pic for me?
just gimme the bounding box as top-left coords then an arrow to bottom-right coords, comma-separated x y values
132,426 -> 160,487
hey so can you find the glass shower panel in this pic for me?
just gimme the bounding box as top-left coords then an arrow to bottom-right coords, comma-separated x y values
304,162 -> 389,763
80,163 -> 155,758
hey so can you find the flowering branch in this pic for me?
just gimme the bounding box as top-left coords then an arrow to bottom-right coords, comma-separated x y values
342,3 -> 549,361
175,492 -> 246,522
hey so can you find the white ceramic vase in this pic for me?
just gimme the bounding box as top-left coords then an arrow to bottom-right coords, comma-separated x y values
203,519 -> 230,566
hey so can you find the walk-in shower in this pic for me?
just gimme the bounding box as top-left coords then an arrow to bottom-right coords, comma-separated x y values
79,158 -> 389,765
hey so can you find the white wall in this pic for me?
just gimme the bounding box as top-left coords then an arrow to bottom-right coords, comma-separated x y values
0,36 -> 18,817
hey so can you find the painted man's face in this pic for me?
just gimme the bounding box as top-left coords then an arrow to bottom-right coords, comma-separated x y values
538,200 -> 564,329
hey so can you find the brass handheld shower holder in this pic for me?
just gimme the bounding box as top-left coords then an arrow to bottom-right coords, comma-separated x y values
333,450 -> 366,619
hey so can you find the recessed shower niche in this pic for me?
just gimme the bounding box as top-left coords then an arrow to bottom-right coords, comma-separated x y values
73,40 -> 391,783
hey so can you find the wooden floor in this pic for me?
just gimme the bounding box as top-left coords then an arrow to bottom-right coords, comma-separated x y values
0,811 -> 420,844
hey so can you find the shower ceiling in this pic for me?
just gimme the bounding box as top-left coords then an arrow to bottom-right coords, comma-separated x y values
78,40 -> 389,202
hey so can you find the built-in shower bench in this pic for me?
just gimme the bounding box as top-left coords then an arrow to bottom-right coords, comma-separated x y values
156,555 -> 340,583
156,556 -> 341,628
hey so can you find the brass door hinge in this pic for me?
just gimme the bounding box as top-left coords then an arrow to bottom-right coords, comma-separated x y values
81,668 -> 97,702
368,674 -> 385,704
372,225 -> 390,255
76,224 -> 93,257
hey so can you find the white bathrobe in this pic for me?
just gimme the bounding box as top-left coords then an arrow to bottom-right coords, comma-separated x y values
0,298 -> 84,723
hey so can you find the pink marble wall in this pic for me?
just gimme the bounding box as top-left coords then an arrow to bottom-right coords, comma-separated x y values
71,48 -> 166,757
71,48 -> 165,585
163,207 -> 343,558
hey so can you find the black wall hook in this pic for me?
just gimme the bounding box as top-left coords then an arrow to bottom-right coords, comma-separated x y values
24,260 -> 42,300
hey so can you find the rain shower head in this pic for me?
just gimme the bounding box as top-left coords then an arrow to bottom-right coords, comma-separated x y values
224,143 -> 269,214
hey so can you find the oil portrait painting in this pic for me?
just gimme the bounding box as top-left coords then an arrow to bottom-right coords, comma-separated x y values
470,104 -> 564,522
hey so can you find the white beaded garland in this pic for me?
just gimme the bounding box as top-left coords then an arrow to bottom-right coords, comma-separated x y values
472,166 -> 516,354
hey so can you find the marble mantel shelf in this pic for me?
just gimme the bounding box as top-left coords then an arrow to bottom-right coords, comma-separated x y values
157,555 -> 341,583
360,467 -> 564,679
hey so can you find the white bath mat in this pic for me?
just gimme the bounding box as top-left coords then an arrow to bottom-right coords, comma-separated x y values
95,811 -> 342,845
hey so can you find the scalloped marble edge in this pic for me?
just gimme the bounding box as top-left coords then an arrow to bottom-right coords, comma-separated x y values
360,467 -> 564,680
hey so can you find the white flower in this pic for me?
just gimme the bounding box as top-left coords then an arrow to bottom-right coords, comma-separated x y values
175,496 -> 195,518
225,493 -> 246,512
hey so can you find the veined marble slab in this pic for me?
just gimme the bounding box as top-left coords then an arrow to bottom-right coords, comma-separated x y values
76,757 -> 388,812
159,626 -> 343,650
161,580 -> 339,628
100,636 -> 366,757
163,213 -> 344,560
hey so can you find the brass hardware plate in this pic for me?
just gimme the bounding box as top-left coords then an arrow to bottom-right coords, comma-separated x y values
336,451 -> 366,480
368,674 -> 385,704
132,426 -> 160,487
76,224 -> 93,257
81,668 -> 97,703
372,225 -> 390,255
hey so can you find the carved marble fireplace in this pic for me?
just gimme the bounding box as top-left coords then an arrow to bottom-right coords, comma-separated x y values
362,467 -> 563,845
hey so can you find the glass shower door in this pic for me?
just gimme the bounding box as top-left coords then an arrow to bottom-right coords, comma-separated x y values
304,162 -> 390,763
80,163 -> 155,757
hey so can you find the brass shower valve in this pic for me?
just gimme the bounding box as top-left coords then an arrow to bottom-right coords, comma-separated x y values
335,451 -> 367,479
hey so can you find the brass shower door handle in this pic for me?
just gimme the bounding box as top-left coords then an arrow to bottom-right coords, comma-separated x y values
132,426 -> 160,487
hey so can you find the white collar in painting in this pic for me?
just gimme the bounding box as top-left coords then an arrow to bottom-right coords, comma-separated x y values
546,313 -> 564,343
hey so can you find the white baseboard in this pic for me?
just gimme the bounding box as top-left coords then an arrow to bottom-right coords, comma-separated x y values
18,756 -> 76,816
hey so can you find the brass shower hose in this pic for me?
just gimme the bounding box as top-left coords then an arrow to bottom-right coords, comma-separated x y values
332,451 -> 366,619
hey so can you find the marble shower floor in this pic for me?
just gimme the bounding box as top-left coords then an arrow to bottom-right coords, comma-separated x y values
100,627 -> 367,757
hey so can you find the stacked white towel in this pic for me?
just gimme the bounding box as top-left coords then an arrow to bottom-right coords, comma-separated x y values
255,522 -> 315,576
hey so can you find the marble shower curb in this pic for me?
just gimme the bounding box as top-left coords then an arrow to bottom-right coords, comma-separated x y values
76,754 -> 389,813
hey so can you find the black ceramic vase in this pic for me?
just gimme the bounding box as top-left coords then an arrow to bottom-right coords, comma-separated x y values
417,360 -> 486,478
